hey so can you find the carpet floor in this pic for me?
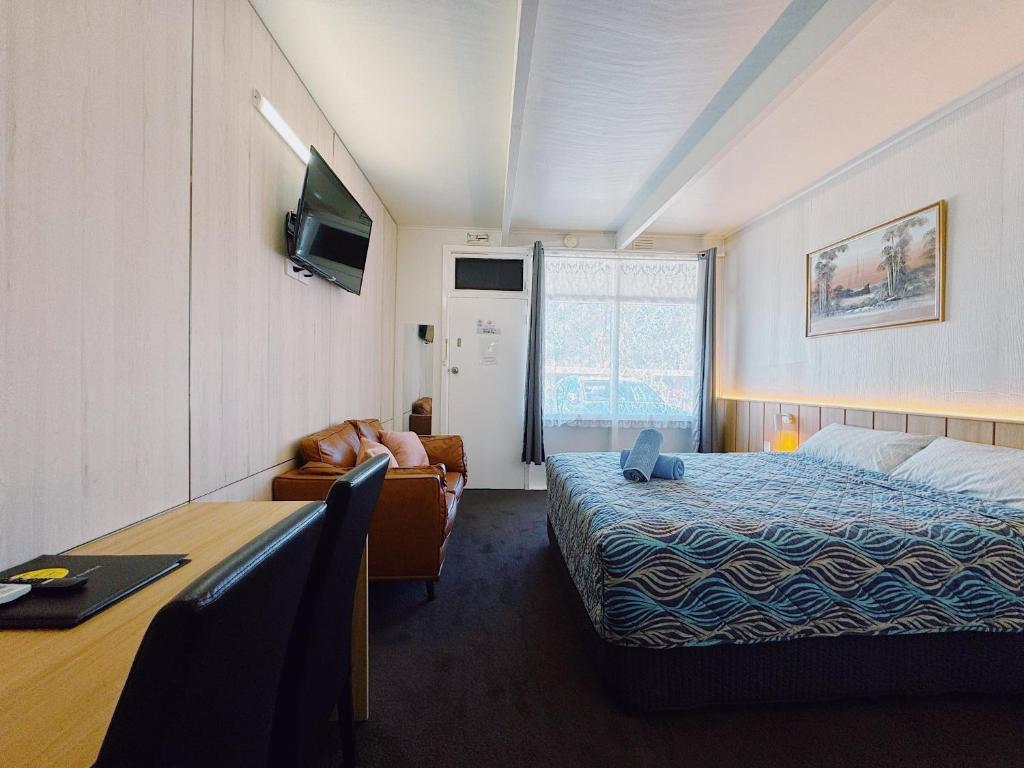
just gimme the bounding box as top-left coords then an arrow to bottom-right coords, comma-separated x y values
318,489 -> 1024,768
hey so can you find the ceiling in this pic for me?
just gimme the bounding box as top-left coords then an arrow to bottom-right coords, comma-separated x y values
649,0 -> 1024,237
253,0 -> 1024,239
249,0 -> 518,227
507,0 -> 791,231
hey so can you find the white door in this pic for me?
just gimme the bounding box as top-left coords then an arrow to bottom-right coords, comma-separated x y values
445,296 -> 529,488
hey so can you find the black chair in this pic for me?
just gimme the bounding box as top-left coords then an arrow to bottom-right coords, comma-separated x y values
270,453 -> 389,767
94,501 -> 327,768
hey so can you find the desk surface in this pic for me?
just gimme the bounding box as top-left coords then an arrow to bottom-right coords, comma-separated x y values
0,500 -> 318,768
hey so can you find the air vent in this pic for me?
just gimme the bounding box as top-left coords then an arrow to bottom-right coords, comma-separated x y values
466,232 -> 491,245
631,236 -> 655,251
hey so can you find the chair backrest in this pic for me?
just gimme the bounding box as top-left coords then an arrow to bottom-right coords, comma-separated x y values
269,454 -> 389,765
95,501 -> 326,768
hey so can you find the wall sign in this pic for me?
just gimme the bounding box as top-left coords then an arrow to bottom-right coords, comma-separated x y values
477,319 -> 501,365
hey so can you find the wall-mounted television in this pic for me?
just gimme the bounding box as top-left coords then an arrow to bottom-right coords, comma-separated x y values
285,146 -> 372,295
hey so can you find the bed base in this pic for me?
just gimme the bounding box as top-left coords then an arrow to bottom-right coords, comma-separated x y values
547,519 -> 1024,713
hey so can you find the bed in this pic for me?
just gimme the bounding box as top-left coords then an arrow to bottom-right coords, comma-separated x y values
546,450 -> 1024,712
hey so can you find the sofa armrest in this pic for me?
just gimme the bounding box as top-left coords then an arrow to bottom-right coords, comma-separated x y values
376,468 -> 449,548
419,435 -> 467,481
386,464 -> 447,485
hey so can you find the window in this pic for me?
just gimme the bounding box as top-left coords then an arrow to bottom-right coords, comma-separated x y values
454,257 -> 524,291
543,252 -> 700,428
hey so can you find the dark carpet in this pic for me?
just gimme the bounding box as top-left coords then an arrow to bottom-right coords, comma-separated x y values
320,489 -> 1024,768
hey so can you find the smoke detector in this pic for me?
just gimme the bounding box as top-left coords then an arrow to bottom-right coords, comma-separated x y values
562,233 -> 578,248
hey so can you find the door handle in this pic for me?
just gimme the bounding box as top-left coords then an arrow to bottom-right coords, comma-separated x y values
449,366 -> 459,374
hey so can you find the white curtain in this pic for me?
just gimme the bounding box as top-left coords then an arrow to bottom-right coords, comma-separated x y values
541,250 -> 703,454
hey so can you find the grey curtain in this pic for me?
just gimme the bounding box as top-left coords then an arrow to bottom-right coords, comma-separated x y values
522,241 -> 546,464
694,247 -> 717,453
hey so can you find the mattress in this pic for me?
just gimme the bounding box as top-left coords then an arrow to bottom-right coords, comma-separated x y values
546,451 -> 1024,650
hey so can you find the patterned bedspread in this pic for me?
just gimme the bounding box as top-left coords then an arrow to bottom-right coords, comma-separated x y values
546,452 -> 1024,649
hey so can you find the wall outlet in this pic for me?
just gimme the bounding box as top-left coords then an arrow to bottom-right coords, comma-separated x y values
284,259 -> 312,285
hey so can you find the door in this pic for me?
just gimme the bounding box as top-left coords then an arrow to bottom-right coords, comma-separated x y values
445,295 -> 529,488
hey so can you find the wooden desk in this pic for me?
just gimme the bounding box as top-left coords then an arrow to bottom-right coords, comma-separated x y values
0,501 -> 370,768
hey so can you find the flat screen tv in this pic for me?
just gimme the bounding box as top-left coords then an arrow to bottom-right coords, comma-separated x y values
285,146 -> 372,295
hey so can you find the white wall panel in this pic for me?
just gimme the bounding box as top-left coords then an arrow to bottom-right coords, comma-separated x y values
721,74 -> 1024,418
190,0 -> 398,497
0,1 -> 192,568
0,0 -> 398,569
193,460 -> 297,503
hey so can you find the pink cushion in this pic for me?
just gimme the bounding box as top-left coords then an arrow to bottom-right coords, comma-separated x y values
356,437 -> 398,469
380,431 -> 429,468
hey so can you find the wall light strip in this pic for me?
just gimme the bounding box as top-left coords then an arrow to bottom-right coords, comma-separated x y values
253,89 -> 311,164
716,394 -> 1024,427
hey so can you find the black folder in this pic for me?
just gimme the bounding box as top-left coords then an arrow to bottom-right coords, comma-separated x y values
0,553 -> 188,629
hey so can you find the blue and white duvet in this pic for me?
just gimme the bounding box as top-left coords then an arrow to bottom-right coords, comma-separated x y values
546,452 -> 1024,649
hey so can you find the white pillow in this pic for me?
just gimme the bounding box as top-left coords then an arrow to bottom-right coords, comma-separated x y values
889,437 -> 1024,510
797,423 -> 937,474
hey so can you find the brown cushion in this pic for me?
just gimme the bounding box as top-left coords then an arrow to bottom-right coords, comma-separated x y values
380,431 -> 430,467
356,437 -> 398,469
348,419 -> 383,442
299,422 -> 361,467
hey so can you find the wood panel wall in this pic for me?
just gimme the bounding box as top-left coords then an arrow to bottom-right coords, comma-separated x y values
190,0 -> 398,498
722,398 -> 1024,452
0,0 -> 398,568
0,1 -> 193,568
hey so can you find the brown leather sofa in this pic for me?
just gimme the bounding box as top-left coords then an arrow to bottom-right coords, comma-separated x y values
273,418 -> 467,599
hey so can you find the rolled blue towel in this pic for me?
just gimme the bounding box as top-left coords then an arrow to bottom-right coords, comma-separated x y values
622,428 -> 663,482
619,450 -> 685,481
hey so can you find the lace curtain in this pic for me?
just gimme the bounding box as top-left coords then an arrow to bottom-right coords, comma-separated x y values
542,251 -> 701,441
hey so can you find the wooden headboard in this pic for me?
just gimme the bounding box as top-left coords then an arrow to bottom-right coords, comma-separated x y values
719,398 -> 1024,453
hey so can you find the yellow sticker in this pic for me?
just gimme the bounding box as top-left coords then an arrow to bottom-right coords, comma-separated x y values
11,568 -> 69,580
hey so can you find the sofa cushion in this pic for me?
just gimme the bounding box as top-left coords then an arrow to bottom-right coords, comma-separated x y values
420,435 -> 468,478
380,431 -> 430,468
445,472 -> 465,499
300,422 -> 361,467
357,437 -> 398,469
349,419 -> 384,442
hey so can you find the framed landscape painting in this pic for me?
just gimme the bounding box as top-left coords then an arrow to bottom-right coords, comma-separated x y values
806,201 -> 946,337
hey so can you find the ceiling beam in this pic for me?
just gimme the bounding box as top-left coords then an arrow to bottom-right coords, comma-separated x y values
501,0 -> 540,244
614,0 -> 882,249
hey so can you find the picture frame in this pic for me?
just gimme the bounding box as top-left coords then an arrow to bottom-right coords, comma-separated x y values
805,201 -> 946,338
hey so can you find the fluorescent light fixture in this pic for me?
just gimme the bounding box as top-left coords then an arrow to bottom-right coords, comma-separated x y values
253,89 -> 311,164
